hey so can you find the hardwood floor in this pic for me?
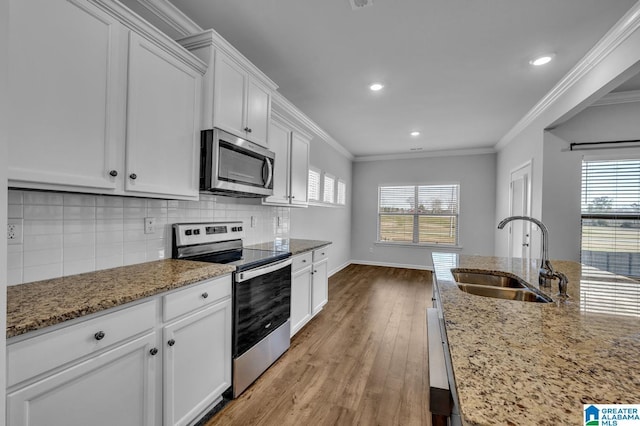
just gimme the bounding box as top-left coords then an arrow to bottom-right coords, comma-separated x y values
205,264 -> 434,426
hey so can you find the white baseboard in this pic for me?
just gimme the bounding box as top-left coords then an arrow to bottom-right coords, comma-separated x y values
349,259 -> 434,271
328,261 -> 351,277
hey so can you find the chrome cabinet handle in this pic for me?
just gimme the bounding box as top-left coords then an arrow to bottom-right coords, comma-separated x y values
167,339 -> 176,347
94,331 -> 105,341
149,348 -> 158,356
129,173 -> 137,180
109,170 -> 118,177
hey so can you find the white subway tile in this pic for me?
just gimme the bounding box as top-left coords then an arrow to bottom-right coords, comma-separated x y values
96,219 -> 123,233
24,205 -> 63,220
24,191 -> 63,206
124,197 -> 145,208
7,251 -> 23,269
96,254 -> 123,271
23,263 -> 63,283
96,242 -> 124,258
63,244 -> 95,262
124,206 -> 146,219
63,206 -> 95,220
24,219 -> 63,236
96,206 -> 124,220
8,190 -> 23,205
97,231 -> 124,245
63,193 -> 96,207
23,248 -> 63,267
146,207 -> 168,218
24,234 -> 63,251
64,259 -> 96,276
8,204 -> 23,218
124,252 -> 147,266
147,199 -> 168,209
124,228 -> 146,243
64,219 -> 96,234
63,232 -> 96,247
167,200 -> 180,208
7,268 -> 23,286
96,196 -> 123,208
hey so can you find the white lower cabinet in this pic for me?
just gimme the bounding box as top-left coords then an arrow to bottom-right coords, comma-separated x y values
163,298 -> 232,426
7,331 -> 158,426
290,246 -> 330,337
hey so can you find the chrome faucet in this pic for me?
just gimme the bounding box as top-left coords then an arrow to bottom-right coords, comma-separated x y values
497,216 -> 556,289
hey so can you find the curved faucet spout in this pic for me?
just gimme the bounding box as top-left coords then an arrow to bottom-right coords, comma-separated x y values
497,216 -> 554,286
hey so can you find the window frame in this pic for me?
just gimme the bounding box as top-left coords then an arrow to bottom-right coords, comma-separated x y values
336,179 -> 347,205
307,166 -> 321,202
322,172 -> 336,204
376,183 -> 461,248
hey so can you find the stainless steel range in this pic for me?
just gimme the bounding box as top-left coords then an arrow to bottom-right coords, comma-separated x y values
172,222 -> 292,397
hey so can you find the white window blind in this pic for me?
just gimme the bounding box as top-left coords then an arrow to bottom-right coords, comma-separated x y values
323,174 -> 335,203
337,180 -> 346,205
581,159 -> 640,277
308,168 -> 320,201
378,184 -> 459,245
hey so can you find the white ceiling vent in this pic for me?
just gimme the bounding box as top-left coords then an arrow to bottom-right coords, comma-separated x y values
349,0 -> 373,11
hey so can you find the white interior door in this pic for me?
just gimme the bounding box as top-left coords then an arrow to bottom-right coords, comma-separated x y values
509,162 -> 532,259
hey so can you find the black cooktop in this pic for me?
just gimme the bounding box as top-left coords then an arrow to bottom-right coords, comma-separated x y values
186,248 -> 291,272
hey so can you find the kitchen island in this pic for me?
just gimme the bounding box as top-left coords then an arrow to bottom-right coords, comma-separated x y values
432,253 -> 640,425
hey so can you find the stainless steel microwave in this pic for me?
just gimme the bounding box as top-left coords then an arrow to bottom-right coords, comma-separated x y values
200,128 -> 275,197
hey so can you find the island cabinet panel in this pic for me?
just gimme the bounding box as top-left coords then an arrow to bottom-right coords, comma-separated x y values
291,256 -> 313,337
311,250 -> 329,314
7,332 -> 158,426
125,32 -> 201,199
8,0 -> 125,191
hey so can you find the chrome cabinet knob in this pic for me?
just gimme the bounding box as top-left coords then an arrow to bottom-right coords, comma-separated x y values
167,339 -> 176,347
202,292 -> 209,299
129,173 -> 137,180
149,348 -> 158,356
94,331 -> 105,341
109,170 -> 118,177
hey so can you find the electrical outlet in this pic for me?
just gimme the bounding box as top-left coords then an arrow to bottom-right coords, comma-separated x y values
144,217 -> 156,234
7,219 -> 23,245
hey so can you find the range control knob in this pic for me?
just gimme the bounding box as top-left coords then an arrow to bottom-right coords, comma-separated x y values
193,229 -> 200,235
238,226 -> 243,231
185,230 -> 192,236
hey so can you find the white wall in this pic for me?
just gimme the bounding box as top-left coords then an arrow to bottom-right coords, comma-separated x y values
495,3 -> 640,259
351,153 -> 496,269
1,0 -> 9,418
290,135 -> 352,275
551,101 -> 640,143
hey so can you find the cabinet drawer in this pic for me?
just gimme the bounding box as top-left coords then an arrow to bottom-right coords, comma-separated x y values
163,275 -> 232,322
313,246 -> 329,263
292,252 -> 313,272
7,300 -> 156,388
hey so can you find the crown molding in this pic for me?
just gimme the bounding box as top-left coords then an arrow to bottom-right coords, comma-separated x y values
495,2 -> 640,151
90,0 -> 207,73
591,89 -> 640,106
271,91 -> 354,160
177,30 -> 278,91
353,147 -> 496,162
128,0 -> 202,37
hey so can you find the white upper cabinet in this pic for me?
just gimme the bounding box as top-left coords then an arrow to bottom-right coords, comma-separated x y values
178,30 -> 278,148
8,0 -> 206,200
8,0 -> 126,191
263,113 -> 310,207
125,33 -> 201,198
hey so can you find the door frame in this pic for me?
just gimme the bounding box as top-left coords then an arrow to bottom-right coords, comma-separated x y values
508,160 -> 533,259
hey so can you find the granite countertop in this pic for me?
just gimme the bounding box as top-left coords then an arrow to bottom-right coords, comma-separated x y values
247,238 -> 331,255
432,253 -> 640,425
7,259 -> 235,338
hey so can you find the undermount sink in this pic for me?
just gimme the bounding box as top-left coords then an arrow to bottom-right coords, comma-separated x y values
451,269 -> 553,303
451,270 -> 526,288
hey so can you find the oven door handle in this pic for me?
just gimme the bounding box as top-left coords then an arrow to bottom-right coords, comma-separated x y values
236,258 -> 293,283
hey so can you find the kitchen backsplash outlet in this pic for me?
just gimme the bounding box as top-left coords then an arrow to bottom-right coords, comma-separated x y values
6,190 -> 290,285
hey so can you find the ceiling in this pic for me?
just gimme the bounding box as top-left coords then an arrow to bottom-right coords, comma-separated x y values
167,0 -> 637,158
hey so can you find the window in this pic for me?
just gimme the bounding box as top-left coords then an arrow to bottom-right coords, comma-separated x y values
337,180 -> 346,205
581,159 -> 640,277
308,167 -> 321,202
323,174 -> 335,203
378,184 -> 459,245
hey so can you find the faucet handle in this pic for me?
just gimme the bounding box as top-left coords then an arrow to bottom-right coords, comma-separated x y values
553,271 -> 569,298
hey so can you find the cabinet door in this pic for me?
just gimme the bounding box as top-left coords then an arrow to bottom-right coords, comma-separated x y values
312,258 -> 329,314
125,32 -> 201,199
163,299 -> 232,426
246,79 -> 271,147
213,52 -> 247,138
290,133 -> 310,205
264,120 -> 291,204
291,265 -> 313,337
8,0 -> 125,190
7,332 -> 157,426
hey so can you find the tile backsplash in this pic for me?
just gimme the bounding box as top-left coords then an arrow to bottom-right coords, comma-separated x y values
7,190 -> 290,285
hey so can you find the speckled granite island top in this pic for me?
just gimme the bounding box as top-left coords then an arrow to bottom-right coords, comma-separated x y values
432,253 -> 640,426
247,238 -> 331,255
7,259 -> 235,338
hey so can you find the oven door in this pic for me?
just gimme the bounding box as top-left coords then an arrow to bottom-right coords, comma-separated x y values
234,259 -> 292,357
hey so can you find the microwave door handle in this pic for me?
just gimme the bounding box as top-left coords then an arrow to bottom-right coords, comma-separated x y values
264,158 -> 273,188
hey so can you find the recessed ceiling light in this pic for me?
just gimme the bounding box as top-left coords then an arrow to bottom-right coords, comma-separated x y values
369,83 -> 384,91
529,54 -> 555,66
410,131 -> 420,137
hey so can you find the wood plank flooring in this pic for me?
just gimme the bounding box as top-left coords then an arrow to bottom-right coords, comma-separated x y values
205,264 -> 434,426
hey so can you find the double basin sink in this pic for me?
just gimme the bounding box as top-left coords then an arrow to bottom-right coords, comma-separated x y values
451,269 -> 553,303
